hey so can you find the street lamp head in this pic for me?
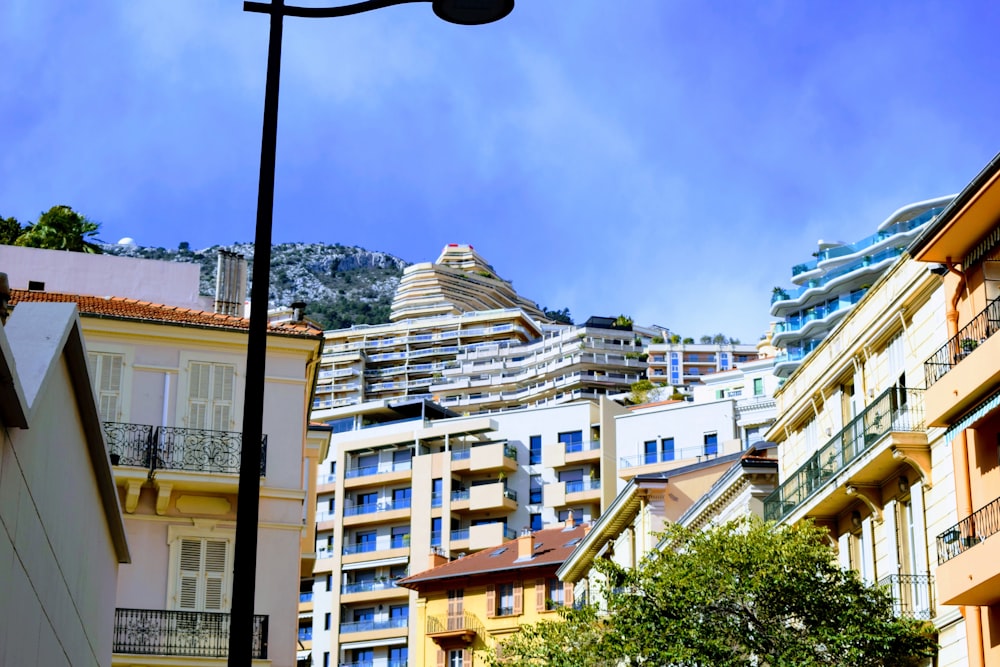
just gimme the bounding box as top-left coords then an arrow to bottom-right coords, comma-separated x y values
432,0 -> 513,25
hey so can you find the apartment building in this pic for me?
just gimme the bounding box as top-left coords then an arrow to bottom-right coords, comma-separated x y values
316,245 -> 661,417
761,244 -> 965,664
644,340 -> 761,391
306,396 -> 626,667
10,284 -> 323,667
397,521 -> 590,667
770,195 -> 954,378
909,152 -> 1000,667
0,301 -> 130,667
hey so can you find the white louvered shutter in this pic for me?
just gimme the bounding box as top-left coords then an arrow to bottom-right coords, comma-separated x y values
204,539 -> 228,610
189,363 -> 211,429
188,362 -> 235,430
88,352 -> 124,421
176,537 -> 230,611
178,538 -> 202,610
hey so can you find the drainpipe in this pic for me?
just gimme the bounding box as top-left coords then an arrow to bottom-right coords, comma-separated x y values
945,260 -> 985,667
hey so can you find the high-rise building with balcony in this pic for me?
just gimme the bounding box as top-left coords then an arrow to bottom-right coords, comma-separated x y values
910,152 -> 1000,667
644,341 -> 762,392
306,396 -> 626,667
770,195 -> 954,378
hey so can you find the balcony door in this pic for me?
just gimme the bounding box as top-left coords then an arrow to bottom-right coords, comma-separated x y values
173,536 -> 230,611
187,361 -> 235,431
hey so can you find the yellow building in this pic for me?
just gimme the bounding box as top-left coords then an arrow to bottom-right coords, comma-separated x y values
910,152 -> 1000,667
397,521 -> 589,667
12,287 -> 324,667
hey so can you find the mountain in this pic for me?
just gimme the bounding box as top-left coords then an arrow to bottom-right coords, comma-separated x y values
102,241 -> 409,330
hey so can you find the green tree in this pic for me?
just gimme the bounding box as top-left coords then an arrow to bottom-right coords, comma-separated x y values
669,333 -> 681,344
492,518 -> 937,667
682,336 -> 695,344
0,216 -> 23,245
15,205 -> 103,253
627,379 -> 656,405
614,314 -> 634,327
542,306 -> 573,325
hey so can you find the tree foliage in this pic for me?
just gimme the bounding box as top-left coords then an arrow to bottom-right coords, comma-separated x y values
627,379 -> 656,405
542,306 -> 574,325
490,518 -> 937,667
11,205 -> 103,253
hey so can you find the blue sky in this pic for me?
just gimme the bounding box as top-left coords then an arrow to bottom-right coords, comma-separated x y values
3,1 -> 999,342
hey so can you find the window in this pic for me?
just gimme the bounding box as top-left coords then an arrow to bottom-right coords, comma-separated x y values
643,440 -> 657,464
187,362 -> 235,430
661,437 -> 675,461
529,435 -> 542,465
322,652 -> 329,667
704,433 -> 718,457
559,430 -> 584,453
431,517 -> 442,547
390,604 -> 408,621
358,491 -> 377,510
538,577 -> 569,610
354,608 -> 374,622
356,531 -> 377,552
496,582 -> 515,616
530,475 -> 543,504
325,573 -> 332,591
353,648 -> 373,664
530,513 -> 542,531
391,526 -> 410,549
324,612 -> 331,630
715,389 -> 724,399
432,478 -> 443,507
389,647 -> 408,666
87,352 -> 124,421
170,534 -> 231,611
753,377 -> 764,396
392,487 -> 412,509
448,649 -> 467,667
390,564 -> 408,580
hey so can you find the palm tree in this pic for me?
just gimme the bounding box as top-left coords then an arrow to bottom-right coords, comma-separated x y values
15,205 -> 103,253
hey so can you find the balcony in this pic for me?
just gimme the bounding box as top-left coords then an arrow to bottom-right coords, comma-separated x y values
450,441 -> 518,474
923,295 -> 1000,426
339,617 -> 408,634
935,493 -> 1000,606
877,574 -> 935,620
103,422 -> 267,476
113,608 -> 267,659
426,612 -> 483,646
343,460 -> 412,489
620,443 -> 721,471
763,387 -> 927,523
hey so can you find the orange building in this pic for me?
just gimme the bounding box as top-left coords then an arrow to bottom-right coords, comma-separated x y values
910,152 -> 1000,666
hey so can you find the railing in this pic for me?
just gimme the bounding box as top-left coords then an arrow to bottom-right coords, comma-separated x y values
563,439 -> 601,454
113,608 -> 267,659
878,574 -> 935,619
451,448 -> 472,461
344,460 -> 411,479
620,443 -> 717,468
103,422 -> 267,476
566,478 -> 601,493
339,617 -> 408,634
451,528 -> 469,541
343,542 -> 378,555
341,579 -> 399,595
504,443 -> 518,461
503,487 -> 518,502
924,296 -> 1000,387
343,498 -> 411,517
426,612 -> 483,636
937,493 -> 1000,564
299,591 -> 313,603
763,387 -> 925,522
451,489 -> 470,502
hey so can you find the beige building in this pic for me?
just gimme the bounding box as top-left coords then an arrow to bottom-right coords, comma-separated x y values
761,244 -> 964,663
0,301 -> 130,667
11,284 -> 323,667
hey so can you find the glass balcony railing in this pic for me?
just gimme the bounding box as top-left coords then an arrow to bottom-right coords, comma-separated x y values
343,498 -> 411,517
763,386 -> 925,522
339,617 -> 408,634
565,478 -> 601,493
341,579 -> 400,595
564,439 -> 601,454
344,460 -> 411,479
924,296 -> 1000,388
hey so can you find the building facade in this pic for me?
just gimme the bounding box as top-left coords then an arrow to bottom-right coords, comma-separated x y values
770,196 -> 954,378
909,152 -> 1000,667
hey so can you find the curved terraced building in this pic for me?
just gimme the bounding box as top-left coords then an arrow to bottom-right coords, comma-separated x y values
770,195 -> 954,378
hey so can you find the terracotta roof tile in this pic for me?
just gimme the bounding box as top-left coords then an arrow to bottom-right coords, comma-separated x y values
398,523 -> 589,590
10,289 -> 320,338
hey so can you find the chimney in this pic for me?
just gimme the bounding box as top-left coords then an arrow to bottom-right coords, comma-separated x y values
214,250 -> 248,316
291,300 -> 306,322
582,522 -> 592,536
517,527 -> 534,560
564,510 -> 575,529
429,547 -> 448,570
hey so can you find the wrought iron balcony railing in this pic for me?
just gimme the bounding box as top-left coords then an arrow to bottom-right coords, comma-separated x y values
113,608 -> 267,659
877,574 -> 935,620
426,612 -> 483,636
763,386 -> 925,522
924,295 -> 1000,387
937,493 -> 1000,564
103,422 -> 267,476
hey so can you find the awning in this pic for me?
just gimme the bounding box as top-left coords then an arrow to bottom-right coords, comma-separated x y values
945,386 -> 1000,442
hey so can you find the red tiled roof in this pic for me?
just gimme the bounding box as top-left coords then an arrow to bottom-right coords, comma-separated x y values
398,523 -> 589,590
10,289 -> 320,338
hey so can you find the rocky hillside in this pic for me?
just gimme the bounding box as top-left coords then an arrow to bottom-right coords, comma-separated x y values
102,241 -> 409,330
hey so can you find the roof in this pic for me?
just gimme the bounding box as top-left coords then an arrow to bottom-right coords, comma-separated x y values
10,289 -> 321,338
398,523 -> 589,590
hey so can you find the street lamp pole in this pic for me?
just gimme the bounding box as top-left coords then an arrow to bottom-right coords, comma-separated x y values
231,1 -> 513,665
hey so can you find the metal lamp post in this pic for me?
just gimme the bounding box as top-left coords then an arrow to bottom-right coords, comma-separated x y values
231,1 -> 513,664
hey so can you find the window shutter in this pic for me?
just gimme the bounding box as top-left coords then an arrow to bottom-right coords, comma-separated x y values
89,352 -> 124,421
536,578 -> 545,611
204,539 -> 228,610
513,580 -> 522,615
463,648 -> 471,665
189,362 -> 210,429
178,539 -> 202,609
565,581 -> 574,608
486,583 -> 495,618
437,649 -> 446,667
213,365 -> 235,429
